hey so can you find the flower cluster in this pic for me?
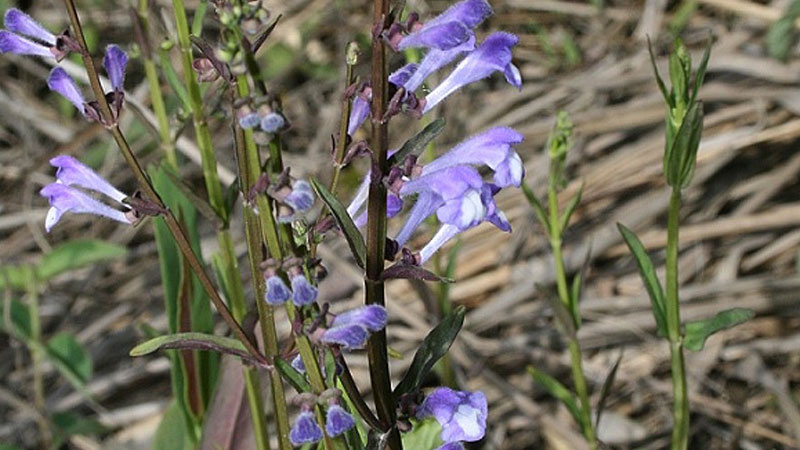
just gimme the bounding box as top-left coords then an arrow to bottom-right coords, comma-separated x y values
289,390 -> 356,446
263,265 -> 319,307
417,387 -> 488,449
347,0 -> 521,134
40,155 -> 134,232
348,127 -> 523,264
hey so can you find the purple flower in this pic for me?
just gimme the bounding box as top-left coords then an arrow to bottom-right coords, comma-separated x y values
41,155 -> 133,232
321,305 -> 387,350
436,443 -> 465,450
0,9 -> 55,58
417,387 -> 488,443
422,0 -> 493,30
265,274 -> 291,305
239,112 -> 260,129
325,404 -> 355,437
291,274 -> 318,306
289,410 -> 323,445
347,90 -> 371,137
278,180 -> 315,223
260,112 -> 286,133
290,354 -> 306,373
423,32 -> 521,114
103,45 -> 128,92
421,127 -> 525,188
40,184 -> 131,232
47,68 -> 86,115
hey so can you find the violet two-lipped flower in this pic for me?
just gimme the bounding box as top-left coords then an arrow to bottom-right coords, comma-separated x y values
320,305 -> 387,350
0,8 -> 56,59
324,404 -> 355,437
417,387 -> 488,443
289,409 -> 323,446
422,31 -> 522,114
48,67 -> 87,116
103,44 -> 128,92
40,155 -> 133,232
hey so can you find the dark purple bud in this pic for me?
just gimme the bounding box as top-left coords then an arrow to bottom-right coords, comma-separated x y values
193,57 -> 220,82
103,44 -> 128,92
325,404 -> 355,437
289,410 -> 323,445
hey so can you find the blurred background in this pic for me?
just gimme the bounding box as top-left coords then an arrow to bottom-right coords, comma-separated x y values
1,0 -> 800,448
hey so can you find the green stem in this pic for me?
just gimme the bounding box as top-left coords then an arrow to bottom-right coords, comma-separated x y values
666,188 -> 689,450
61,0 -> 265,365
365,0 -> 400,447
170,0 -> 226,220
548,186 -> 597,450
136,0 -> 177,169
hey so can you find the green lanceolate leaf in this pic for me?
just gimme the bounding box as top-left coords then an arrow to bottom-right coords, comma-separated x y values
595,351 -> 623,429
387,118 -> 446,167
51,411 -> 106,446
153,401 -> 194,450
684,308 -> 754,351
37,239 -> 126,282
647,37 -> 672,108
528,366 -> 582,427
310,178 -> 367,268
767,0 -> 800,62
617,224 -> 668,336
0,298 -> 32,339
393,306 -> 466,398
690,38 -> 712,105
275,357 -> 311,393
46,332 -> 93,387
130,332 -> 253,362
559,181 -> 584,231
521,182 -> 550,236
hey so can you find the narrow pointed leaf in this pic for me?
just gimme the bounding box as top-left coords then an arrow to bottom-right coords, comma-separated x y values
0,298 -> 32,339
130,332 -> 251,360
521,182 -> 550,236
275,357 -> 311,393
690,38 -> 712,104
393,306 -> 465,398
559,181 -> 584,231
617,223 -> 668,336
595,351 -> 623,429
647,37 -> 672,107
311,178 -> 367,268
528,366 -> 581,427
677,102 -> 704,189
387,118 -> 445,167
684,308 -> 754,351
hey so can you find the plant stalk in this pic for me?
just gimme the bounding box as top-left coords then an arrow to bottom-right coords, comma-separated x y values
548,185 -> 597,449
365,0 -> 401,448
61,0 -> 265,365
666,188 -> 689,450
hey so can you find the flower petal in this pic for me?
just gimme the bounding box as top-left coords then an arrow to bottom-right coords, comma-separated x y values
260,112 -> 286,133
424,0 -> 493,30
0,30 -> 52,58
291,274 -> 318,306
347,94 -> 371,136
289,411 -> 323,445
400,165 -> 483,200
325,404 -> 355,437
320,324 -> 369,350
50,155 -> 128,203
265,274 -> 292,305
418,223 -> 461,264
4,9 -> 55,45
103,44 -> 128,91
40,183 -> 131,232
398,21 -> 471,51
330,305 -> 387,332
418,387 -> 488,443
394,191 -> 442,247
401,38 -> 475,93
47,67 -> 86,115
423,32 -> 519,113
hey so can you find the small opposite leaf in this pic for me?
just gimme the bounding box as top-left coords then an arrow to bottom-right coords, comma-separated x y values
310,178 -> 367,269
595,351 -> 623,430
0,298 -> 32,339
684,308 -> 754,351
617,224 -> 668,336
690,37 -> 713,104
559,181 -> 584,231
37,239 -> 126,283
387,118 -> 445,167
46,332 -> 93,386
381,263 -> 451,282
153,401 -> 193,450
647,37 -> 672,107
393,306 -> 466,398
275,357 -> 311,393
528,366 -> 582,428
